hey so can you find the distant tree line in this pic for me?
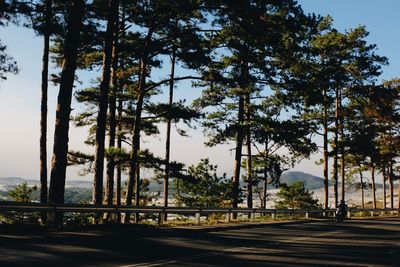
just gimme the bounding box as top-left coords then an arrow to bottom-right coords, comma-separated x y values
1,0 -> 399,225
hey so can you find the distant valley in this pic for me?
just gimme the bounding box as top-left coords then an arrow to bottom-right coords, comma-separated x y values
0,177 -> 92,203
0,171 -> 388,207
0,171 -> 326,192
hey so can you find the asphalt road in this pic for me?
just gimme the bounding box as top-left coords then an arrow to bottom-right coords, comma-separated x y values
0,217 -> 399,266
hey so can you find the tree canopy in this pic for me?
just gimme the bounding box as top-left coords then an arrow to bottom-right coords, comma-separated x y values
275,181 -> 320,210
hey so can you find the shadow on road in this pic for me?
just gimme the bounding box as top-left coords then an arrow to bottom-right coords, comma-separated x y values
0,218 -> 399,266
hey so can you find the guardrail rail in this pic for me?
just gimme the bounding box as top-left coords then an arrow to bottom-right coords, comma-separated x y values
0,201 -> 398,225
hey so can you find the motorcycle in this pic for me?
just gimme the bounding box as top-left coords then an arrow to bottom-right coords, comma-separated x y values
335,208 -> 346,223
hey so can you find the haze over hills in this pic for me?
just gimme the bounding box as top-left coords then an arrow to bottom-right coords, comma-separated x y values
0,177 -> 92,189
280,171 -> 389,191
0,171 -> 388,195
0,171 -> 326,191
0,177 -> 92,203
0,172 -> 392,208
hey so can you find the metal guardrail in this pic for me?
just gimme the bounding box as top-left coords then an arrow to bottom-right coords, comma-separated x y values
0,201 -> 398,224
0,201 -> 329,213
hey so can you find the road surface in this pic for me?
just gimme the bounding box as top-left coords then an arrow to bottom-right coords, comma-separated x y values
0,217 -> 399,266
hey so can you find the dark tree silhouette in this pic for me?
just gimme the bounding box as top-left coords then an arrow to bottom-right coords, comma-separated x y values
48,0 -> 85,226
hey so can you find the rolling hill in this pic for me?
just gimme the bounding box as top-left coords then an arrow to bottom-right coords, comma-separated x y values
279,171 -> 326,190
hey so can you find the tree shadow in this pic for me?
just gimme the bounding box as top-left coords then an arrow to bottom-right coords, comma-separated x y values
0,219 -> 399,266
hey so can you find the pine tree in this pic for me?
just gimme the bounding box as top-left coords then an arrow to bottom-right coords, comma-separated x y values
48,0 -> 85,226
122,1 -> 206,222
39,0 -> 52,208
301,18 -> 386,208
174,159 -> 232,208
92,0 -> 119,208
195,0 -> 317,210
275,181 -> 320,210
105,6 -> 119,209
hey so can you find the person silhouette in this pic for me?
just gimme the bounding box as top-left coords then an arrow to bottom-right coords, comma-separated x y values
336,200 -> 348,222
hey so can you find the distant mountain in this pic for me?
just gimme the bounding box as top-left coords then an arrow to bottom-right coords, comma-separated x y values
1,173 -> 391,194
0,177 -> 92,189
0,177 -> 31,186
279,171 -> 326,190
0,177 -> 92,202
65,180 -> 92,188
279,172 -> 398,192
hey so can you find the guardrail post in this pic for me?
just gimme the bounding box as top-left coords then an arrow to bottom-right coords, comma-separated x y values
370,211 -> 374,217
305,211 -> 309,219
225,212 -> 231,223
250,211 -> 255,222
322,211 -> 326,218
158,212 -> 163,225
48,211 -> 55,226
195,212 -> 201,225
163,209 -> 168,223
271,211 -> 275,220
347,210 -> 351,218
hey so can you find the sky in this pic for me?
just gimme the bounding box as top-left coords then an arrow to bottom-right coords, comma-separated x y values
0,1 -> 399,181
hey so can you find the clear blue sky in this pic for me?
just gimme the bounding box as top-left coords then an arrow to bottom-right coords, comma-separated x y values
0,1 -> 399,180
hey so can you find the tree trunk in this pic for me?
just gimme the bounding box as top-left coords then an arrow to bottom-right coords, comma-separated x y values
135,137 -> 141,204
333,87 -> 339,207
125,63 -> 149,224
262,140 -> 268,209
134,145 -> 141,223
163,49 -> 176,221
232,96 -> 244,210
382,168 -> 386,209
48,0 -> 85,226
340,115 -> 345,202
323,87 -> 329,210
232,63 -> 247,210
246,94 -> 252,209
105,1 -> 119,209
389,164 -> 394,209
125,27 -> 154,219
371,165 -> 376,209
398,179 -> 400,210
93,0 -> 118,207
116,4 -> 125,223
40,0 -> 52,208
263,176 -> 267,209
360,171 -> 364,209
105,57 -> 117,206
126,84 -> 145,208
116,94 -> 122,221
